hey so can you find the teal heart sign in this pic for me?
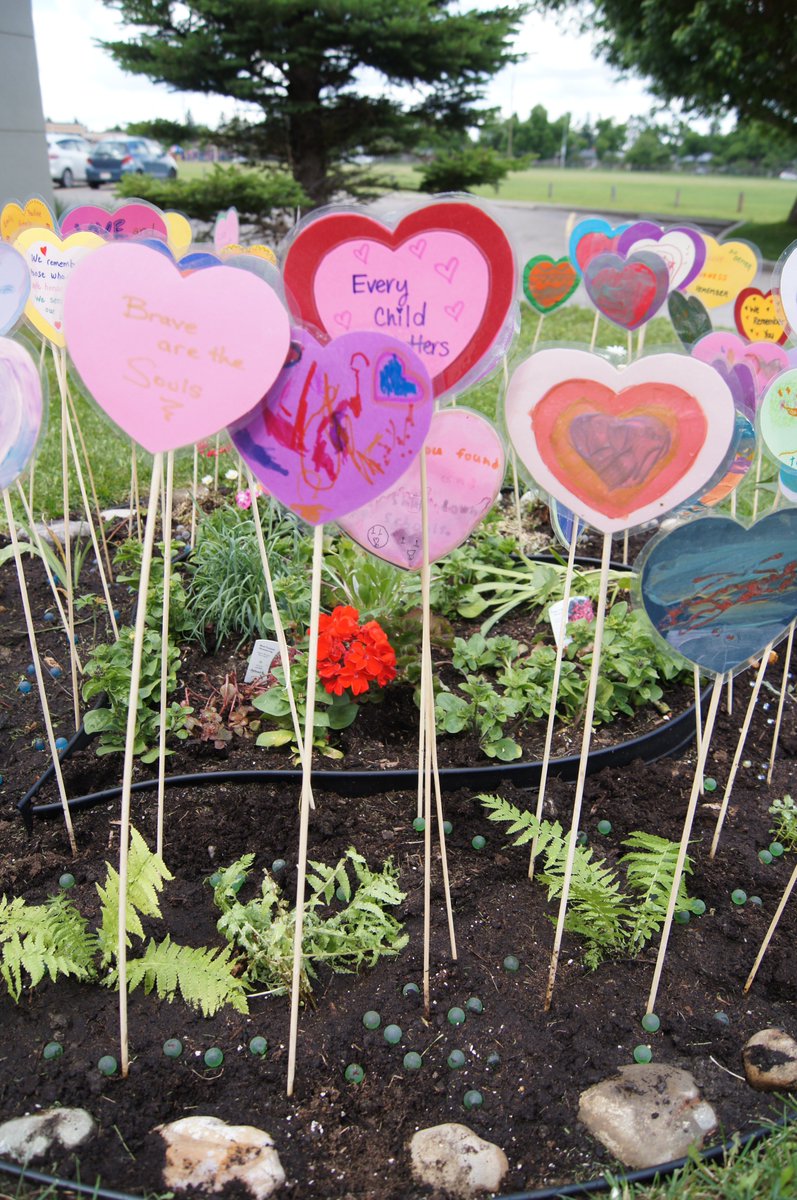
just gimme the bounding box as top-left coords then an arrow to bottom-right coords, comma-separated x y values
639,512 -> 797,676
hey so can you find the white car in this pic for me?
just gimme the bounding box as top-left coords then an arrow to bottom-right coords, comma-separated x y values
46,133 -> 91,187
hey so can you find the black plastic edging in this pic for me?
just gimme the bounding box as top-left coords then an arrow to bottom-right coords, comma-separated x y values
0,1109 -> 789,1200
20,681 -> 708,822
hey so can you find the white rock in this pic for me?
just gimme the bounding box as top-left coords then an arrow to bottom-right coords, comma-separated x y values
410,1122 -> 509,1197
579,1064 -> 717,1169
156,1115 -> 285,1199
743,1028 -> 797,1091
0,1108 -> 96,1163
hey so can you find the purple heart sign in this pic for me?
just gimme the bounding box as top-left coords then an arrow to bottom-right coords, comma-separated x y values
230,328 -> 434,525
0,244 -> 30,336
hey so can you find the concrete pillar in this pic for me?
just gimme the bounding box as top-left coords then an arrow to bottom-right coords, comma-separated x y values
0,1 -> 54,208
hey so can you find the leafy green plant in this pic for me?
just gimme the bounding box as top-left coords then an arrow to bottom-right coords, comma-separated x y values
0,828 -> 248,1016
112,537 -> 192,637
211,848 -> 408,1002
435,679 -> 524,761
186,501 -> 314,649
479,794 -> 699,968
769,794 -> 797,850
82,626 -> 189,762
253,659 -> 359,761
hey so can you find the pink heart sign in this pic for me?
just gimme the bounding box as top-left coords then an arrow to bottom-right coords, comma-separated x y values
60,202 -> 168,241
504,349 -> 736,534
338,408 -> 505,568
230,328 -> 434,526
583,251 -> 670,330
63,241 -> 291,453
691,331 -> 789,400
281,202 -> 516,399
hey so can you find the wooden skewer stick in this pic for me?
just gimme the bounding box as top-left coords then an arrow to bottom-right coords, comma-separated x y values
532,312 -> 545,352
503,358 -> 524,543
726,674 -> 733,714
646,672 -> 724,1016
419,452 -> 435,1017
190,445 -> 199,550
117,452 -> 163,1078
131,441 -> 142,542
589,311 -> 600,353
56,351 -> 80,731
693,666 -> 704,795
751,445 -> 763,522
64,382 -> 113,582
428,673 -> 457,962
767,620 -> 795,785
156,450 -> 175,860
710,650 -> 772,859
744,857 -> 797,994
544,531 -> 613,1012
15,481 -> 83,673
529,515 -> 580,879
286,523 -> 324,1098
3,488 -> 77,856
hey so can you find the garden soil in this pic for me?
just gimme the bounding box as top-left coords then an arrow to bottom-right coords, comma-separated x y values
1,537 -> 796,1199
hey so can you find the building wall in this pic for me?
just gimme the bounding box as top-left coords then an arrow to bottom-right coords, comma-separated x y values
0,1 -> 54,207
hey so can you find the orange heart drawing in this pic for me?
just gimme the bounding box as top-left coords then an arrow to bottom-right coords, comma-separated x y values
523,255 -> 579,314
734,287 -> 787,345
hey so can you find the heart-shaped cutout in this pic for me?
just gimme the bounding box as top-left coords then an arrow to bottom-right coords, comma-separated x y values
505,348 -> 736,534
1,198 -> 55,244
668,291 -> 712,349
64,241 -> 291,454
281,201 -> 516,399
774,241 -> 797,340
686,236 -> 759,308
616,221 -> 706,292
14,227 -> 105,346
165,210 -> 193,257
230,328 -> 434,525
0,336 -> 43,489
760,366 -> 797,472
60,202 -> 168,241
568,218 -> 629,275
338,407 -> 505,567
0,244 -> 30,336
523,255 -> 579,314
640,511 -> 797,675
214,207 -> 239,252
695,411 -> 756,508
583,251 -> 670,330
691,331 -> 789,400
734,287 -> 787,345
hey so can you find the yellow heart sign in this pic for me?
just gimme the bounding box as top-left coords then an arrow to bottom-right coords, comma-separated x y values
1,198 -> 55,244
734,287 -> 787,344
221,243 -> 277,265
164,210 -> 192,258
686,237 -> 759,308
14,228 -> 104,347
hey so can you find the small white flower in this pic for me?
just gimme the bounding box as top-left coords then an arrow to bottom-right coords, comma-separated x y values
201,474 -> 213,486
225,468 -> 239,481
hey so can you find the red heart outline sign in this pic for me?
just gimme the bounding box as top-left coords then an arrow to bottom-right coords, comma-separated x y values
505,349 -> 736,534
282,202 -> 516,399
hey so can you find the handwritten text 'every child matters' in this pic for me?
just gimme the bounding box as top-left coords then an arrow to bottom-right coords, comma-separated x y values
349,272 -> 449,358
120,295 -> 243,421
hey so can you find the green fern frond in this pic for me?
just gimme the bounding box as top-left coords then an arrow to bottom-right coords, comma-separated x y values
96,827 -> 173,965
115,934 -> 249,1016
620,831 -> 694,952
0,892 -> 97,1002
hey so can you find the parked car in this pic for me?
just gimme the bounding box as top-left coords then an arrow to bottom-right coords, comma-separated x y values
85,137 -> 179,188
46,133 -> 91,187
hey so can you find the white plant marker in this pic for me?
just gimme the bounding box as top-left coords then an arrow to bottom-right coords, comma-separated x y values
529,514 -> 580,880
117,453 -> 163,1078
646,671 -> 724,1016
767,620 -> 795,784
15,481 -> 83,673
156,450 -> 175,859
710,649 -> 772,858
744,857 -> 797,994
287,522 -> 324,1098
246,466 -> 308,784
3,488 -> 77,856
544,531 -> 613,1011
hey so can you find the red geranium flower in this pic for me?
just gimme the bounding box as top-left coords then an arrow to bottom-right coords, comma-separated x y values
315,606 -> 396,697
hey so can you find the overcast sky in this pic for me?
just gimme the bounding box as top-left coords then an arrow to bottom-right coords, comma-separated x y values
31,0 -> 660,134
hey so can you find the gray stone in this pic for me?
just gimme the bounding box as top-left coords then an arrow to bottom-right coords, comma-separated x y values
156,1115 -> 285,1199
410,1122 -> 509,1197
0,1108 -> 96,1163
578,1064 -> 717,1169
743,1028 -> 797,1091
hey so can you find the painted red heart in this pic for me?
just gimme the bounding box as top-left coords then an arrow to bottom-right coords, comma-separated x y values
583,251 -> 670,330
282,202 -> 516,399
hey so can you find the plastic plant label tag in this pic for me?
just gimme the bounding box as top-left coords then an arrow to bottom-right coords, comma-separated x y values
245,639 -> 281,684
547,595 -> 594,650
14,227 -> 105,347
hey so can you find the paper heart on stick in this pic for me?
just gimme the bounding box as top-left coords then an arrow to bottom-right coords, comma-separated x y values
582,250 -> 670,330
568,218 -> 629,276
14,227 -> 104,347
60,202 -> 168,241
1,198 -> 55,244
0,336 -> 43,489
639,511 -> 797,676
760,366 -> 797,472
281,201 -> 516,399
734,287 -> 787,345
616,221 -> 706,292
668,291 -> 712,350
338,407 -> 505,568
686,236 -> 759,308
505,348 -> 736,534
231,327 -> 434,526
0,244 -> 30,336
695,411 -> 755,508
691,331 -> 789,400
214,207 -> 239,252
523,255 -> 579,314
165,211 -> 193,258
64,241 -> 291,454
773,239 -> 797,340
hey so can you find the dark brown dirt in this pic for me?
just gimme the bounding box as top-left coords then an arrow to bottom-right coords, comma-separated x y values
1,532 -> 796,1200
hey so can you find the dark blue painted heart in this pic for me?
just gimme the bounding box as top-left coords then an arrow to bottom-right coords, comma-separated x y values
640,512 -> 797,675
